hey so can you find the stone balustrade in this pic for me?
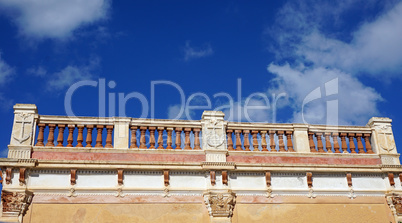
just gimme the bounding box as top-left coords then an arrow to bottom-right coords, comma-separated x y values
308,126 -> 373,154
7,104 -> 400,165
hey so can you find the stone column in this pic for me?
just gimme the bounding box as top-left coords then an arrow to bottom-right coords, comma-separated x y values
8,104 -> 38,159
201,111 -> 228,162
113,117 -> 131,149
292,124 -> 310,153
0,190 -> 33,223
367,117 -> 400,165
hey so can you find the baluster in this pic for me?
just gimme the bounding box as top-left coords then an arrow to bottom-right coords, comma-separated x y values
308,132 -> 316,152
166,128 -> 173,149
277,131 -> 285,152
316,133 -> 324,153
348,133 -> 356,153
157,127 -> 164,149
95,125 -> 104,148
76,125 -> 84,147
139,127 -> 147,149
56,124 -> 66,147
324,133 -> 332,153
130,126 -> 138,148
356,133 -> 364,153
340,133 -> 348,153
269,131 -> 276,152
261,131 -> 268,151
175,127 -> 182,149
67,125 -> 75,147
252,131 -> 259,151
105,125 -> 113,148
235,130 -> 242,150
85,125 -> 94,147
286,131 -> 294,152
184,128 -> 192,150
193,128 -> 201,150
227,130 -> 234,151
149,127 -> 156,149
364,133 -> 373,154
243,130 -> 250,151
36,124 -> 46,146
332,133 -> 340,153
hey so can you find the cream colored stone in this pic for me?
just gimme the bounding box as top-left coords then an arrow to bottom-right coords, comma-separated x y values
113,117 -> 130,149
292,124 -> 309,153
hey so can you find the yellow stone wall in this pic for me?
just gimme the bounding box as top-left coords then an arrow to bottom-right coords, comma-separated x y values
23,202 -> 394,223
24,203 -> 210,223
232,204 -> 394,223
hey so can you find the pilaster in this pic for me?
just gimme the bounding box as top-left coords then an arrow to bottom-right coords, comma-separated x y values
201,111 -> 228,162
367,117 -> 400,165
113,117 -> 131,149
293,124 -> 309,153
8,104 -> 38,159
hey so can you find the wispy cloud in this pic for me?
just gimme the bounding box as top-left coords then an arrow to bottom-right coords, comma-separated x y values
183,41 -> 214,61
264,0 -> 399,125
0,0 -> 111,40
27,66 -> 47,77
47,57 -> 100,91
0,53 -> 15,85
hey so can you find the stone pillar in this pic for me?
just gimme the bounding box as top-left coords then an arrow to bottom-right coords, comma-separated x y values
367,117 -> 400,165
8,104 -> 38,159
201,111 -> 227,162
293,124 -> 310,153
113,117 -> 131,149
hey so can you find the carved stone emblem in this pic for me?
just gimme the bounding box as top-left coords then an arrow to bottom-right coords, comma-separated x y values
1,190 -> 33,219
204,191 -> 236,218
388,194 -> 402,216
12,113 -> 33,144
206,119 -> 225,149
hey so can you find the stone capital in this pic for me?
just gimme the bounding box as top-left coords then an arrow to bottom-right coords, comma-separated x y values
204,190 -> 236,222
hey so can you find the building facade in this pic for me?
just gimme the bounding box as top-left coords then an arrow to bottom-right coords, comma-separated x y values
0,104 -> 401,222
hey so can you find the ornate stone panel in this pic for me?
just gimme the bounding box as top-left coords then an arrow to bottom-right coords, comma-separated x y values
204,191 -> 236,218
1,190 -> 33,220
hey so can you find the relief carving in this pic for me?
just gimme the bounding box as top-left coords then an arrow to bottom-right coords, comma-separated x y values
387,194 -> 402,216
1,190 -> 33,221
204,191 -> 236,218
12,113 -> 33,144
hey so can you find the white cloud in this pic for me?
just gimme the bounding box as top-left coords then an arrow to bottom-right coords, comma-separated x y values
0,53 -> 15,85
298,1 -> 402,76
27,66 -> 47,77
0,0 -> 110,40
268,63 -> 382,125
183,41 -> 214,61
47,57 -> 99,91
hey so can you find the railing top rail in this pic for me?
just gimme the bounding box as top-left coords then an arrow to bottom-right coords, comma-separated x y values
37,115 -> 202,128
130,118 -> 201,128
308,124 -> 372,133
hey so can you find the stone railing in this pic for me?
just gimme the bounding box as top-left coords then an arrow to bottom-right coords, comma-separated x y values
7,104 -> 400,165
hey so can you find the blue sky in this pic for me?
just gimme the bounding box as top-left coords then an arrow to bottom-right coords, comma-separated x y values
0,0 -> 401,156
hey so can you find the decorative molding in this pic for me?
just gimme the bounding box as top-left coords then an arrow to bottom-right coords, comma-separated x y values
163,170 -> 169,186
118,169 -> 124,186
389,173 -> 395,187
222,171 -> 228,185
70,169 -> 77,185
1,190 -> 33,221
6,167 -> 12,184
387,193 -> 402,216
19,168 -> 26,186
346,173 -> 353,187
210,171 -> 216,186
204,191 -> 236,218
306,172 -> 313,188
265,172 -> 271,187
